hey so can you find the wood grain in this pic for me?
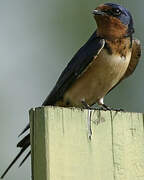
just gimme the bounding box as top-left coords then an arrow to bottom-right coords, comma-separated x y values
30,107 -> 144,180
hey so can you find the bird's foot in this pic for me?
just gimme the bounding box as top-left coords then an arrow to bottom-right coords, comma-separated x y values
81,99 -> 92,109
102,104 -> 125,112
81,100 -> 100,110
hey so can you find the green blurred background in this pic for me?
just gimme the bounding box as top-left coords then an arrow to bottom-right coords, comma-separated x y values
0,0 -> 143,179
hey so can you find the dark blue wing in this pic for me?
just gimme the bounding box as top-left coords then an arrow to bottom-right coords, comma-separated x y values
0,32 -> 105,178
43,31 -> 105,106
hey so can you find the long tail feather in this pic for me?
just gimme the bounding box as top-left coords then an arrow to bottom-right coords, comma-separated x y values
1,132 -> 30,179
19,151 -> 31,167
18,124 -> 30,137
0,146 -> 27,179
17,134 -> 30,148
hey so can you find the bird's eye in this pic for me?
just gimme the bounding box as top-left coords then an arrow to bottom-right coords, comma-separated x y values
112,8 -> 122,16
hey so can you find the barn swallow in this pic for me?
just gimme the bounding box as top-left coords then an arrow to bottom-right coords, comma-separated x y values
1,2 -> 141,178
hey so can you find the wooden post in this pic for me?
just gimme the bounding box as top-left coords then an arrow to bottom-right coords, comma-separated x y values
29,106 -> 144,180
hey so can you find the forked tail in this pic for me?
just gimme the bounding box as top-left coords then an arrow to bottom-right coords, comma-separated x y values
1,127 -> 30,179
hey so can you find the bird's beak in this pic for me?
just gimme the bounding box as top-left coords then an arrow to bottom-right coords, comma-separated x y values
92,9 -> 105,16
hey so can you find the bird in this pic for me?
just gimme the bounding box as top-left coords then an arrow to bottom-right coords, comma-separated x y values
1,2 -> 141,178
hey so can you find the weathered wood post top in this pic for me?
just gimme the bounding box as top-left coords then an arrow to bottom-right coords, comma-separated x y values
29,106 -> 144,180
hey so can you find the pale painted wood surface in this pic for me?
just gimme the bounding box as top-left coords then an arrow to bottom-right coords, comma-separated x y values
30,106 -> 144,180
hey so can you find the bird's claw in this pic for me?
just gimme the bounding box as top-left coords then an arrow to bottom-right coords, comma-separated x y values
102,104 -> 125,112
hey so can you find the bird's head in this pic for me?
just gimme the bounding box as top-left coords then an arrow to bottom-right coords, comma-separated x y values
93,3 -> 134,40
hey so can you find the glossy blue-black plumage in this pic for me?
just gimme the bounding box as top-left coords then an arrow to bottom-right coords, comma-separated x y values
43,31 -> 104,105
1,2 -> 138,179
105,3 -> 134,35
1,32 -> 105,178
